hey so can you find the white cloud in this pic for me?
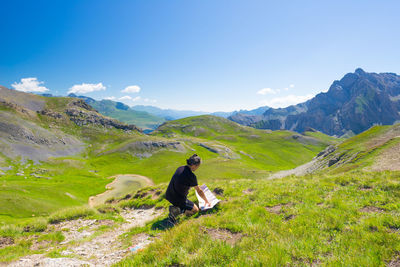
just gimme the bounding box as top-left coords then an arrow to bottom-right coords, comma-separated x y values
257,88 -> 276,95
261,94 -> 314,108
284,87 -> 289,91
68,83 -> 106,94
290,84 -> 295,88
119,95 -> 132,101
118,96 -> 141,102
11,77 -> 49,92
121,85 -> 141,93
104,96 -> 116,100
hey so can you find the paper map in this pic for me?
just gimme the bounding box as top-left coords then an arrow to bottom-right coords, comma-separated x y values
195,184 -> 220,210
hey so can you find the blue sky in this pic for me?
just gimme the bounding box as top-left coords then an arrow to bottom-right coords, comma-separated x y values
1,0 -> 400,112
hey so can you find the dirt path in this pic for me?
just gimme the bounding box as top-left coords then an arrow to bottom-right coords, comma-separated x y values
268,158 -> 321,179
89,174 -> 154,207
9,208 -> 163,267
369,138 -> 400,171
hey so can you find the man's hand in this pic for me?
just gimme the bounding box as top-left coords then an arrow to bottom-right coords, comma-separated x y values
195,185 -> 210,207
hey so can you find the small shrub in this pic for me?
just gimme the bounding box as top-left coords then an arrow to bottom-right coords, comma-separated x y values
22,218 -> 48,233
96,204 -> 120,214
0,224 -> 23,237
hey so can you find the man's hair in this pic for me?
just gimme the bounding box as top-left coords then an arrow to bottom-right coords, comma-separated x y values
186,154 -> 201,166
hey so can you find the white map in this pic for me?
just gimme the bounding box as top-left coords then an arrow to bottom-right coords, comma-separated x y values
195,184 -> 220,210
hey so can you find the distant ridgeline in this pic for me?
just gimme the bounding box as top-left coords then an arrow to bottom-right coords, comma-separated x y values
63,94 -> 269,131
65,93 -> 165,131
229,68 -> 400,137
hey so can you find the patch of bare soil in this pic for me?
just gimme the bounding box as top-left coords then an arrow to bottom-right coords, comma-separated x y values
265,203 -> 294,214
360,206 -> 385,213
289,256 -> 322,267
204,227 -> 243,246
369,140 -> 400,171
387,224 -> 400,234
359,185 -> 373,191
52,218 -> 99,244
284,214 -> 296,221
0,236 -> 14,249
366,126 -> 400,151
9,208 -> 163,267
387,252 -> 400,267
30,240 -> 52,250
129,233 -> 154,252
242,188 -> 254,195
268,158 -> 321,179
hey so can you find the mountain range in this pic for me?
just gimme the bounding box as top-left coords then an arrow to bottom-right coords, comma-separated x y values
131,105 -> 269,120
62,94 -> 269,130
229,68 -> 400,136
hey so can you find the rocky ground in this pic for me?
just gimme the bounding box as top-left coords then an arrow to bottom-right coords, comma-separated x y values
8,208 -> 163,267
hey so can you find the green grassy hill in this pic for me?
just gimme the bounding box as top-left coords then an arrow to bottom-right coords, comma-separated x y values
116,170 -> 400,266
307,123 -> 400,174
153,115 -> 337,172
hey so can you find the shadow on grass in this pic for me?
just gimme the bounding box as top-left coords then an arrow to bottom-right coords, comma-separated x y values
151,217 -> 175,231
151,204 -> 220,231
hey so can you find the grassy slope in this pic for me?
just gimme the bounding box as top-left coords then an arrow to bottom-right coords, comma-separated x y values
303,130 -> 343,144
154,115 -> 336,171
315,124 -> 400,174
0,96 -> 143,224
116,171 -> 400,266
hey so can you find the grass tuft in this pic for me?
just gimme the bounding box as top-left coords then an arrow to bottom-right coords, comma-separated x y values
48,205 -> 97,224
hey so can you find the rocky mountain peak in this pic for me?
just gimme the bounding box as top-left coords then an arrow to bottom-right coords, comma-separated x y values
230,69 -> 400,136
355,67 -> 366,75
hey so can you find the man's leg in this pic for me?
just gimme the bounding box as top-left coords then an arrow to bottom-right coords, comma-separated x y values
182,199 -> 199,216
168,205 -> 182,223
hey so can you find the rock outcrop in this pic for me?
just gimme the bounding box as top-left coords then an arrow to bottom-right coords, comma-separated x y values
65,99 -> 141,132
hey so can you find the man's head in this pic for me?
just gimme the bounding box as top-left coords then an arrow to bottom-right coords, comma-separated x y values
187,154 -> 201,172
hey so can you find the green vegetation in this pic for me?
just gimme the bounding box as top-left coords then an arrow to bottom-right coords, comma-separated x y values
1,114 -> 334,224
89,174 -> 154,206
116,171 -> 400,266
48,206 -> 97,224
315,124 -> 400,174
3,94 -> 399,265
303,130 -> 342,144
153,115 -> 334,172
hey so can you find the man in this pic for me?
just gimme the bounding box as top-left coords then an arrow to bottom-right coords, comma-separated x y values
166,154 -> 210,223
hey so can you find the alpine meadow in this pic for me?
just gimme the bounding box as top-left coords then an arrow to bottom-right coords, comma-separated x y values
1,1 -> 400,266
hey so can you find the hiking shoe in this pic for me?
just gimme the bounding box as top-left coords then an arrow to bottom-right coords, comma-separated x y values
168,205 -> 181,223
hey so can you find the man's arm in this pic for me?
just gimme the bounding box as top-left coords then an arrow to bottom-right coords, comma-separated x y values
195,185 -> 210,206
